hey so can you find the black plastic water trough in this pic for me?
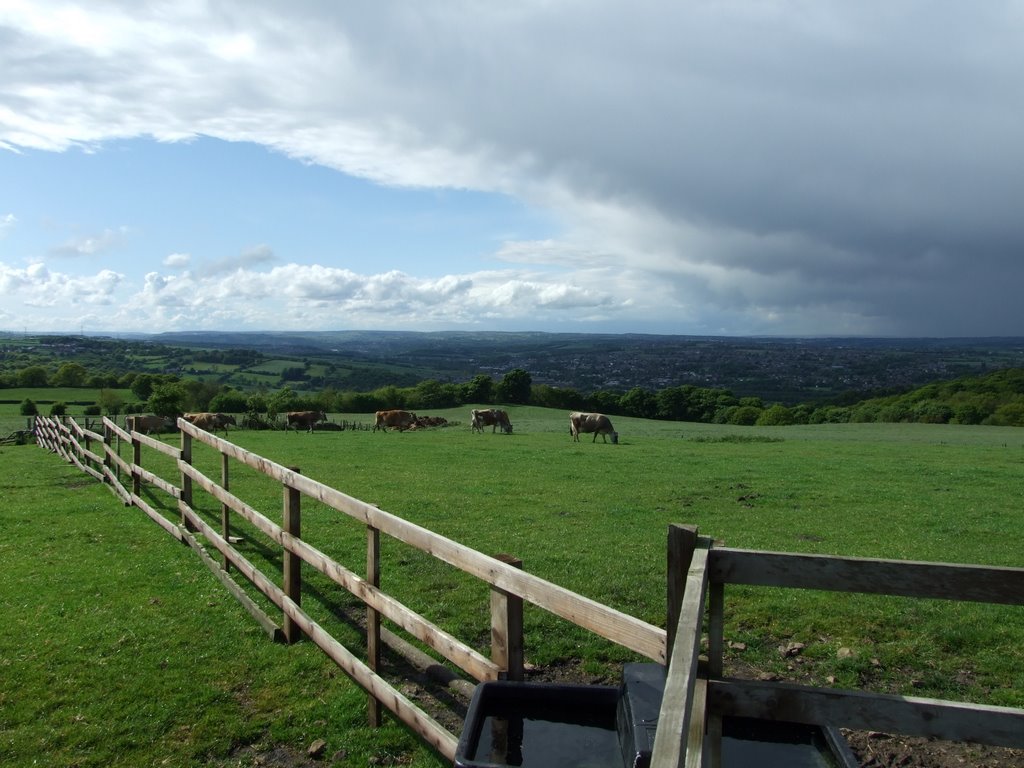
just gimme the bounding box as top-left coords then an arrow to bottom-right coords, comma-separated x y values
454,663 -> 858,768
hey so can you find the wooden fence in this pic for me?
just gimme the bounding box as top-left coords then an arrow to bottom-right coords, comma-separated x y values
32,416 -> 1024,767
33,415 -> 666,761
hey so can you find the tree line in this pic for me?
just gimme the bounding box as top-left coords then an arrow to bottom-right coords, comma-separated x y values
9,361 -> 1024,428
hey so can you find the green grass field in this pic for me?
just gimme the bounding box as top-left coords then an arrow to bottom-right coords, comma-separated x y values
4,407 -> 1024,766
0,387 -> 134,409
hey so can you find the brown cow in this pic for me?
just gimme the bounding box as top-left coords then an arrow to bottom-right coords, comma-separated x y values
569,412 -> 618,444
126,414 -> 174,435
470,408 -> 513,434
183,412 -> 235,435
373,409 -> 417,432
285,410 -> 326,433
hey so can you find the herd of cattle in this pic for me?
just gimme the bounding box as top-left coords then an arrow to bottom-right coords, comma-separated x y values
124,408 -> 618,443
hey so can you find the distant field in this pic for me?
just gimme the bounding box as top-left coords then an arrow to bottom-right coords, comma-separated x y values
0,387 -> 133,407
0,389 -> 135,436
4,408 -> 1024,766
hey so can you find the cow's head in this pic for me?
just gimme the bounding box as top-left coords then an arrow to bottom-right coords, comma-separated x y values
611,431 -> 619,444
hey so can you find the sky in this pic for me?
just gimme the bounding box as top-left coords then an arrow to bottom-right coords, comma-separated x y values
2,2 -> 1023,338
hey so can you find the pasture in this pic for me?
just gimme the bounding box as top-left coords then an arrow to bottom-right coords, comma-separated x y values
3,407 -> 1024,766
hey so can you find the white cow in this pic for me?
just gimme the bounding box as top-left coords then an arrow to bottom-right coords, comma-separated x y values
569,412 -> 618,444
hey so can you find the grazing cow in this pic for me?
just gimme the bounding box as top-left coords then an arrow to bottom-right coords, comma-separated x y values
470,408 -> 513,434
126,414 -> 173,435
373,409 -> 417,432
183,412 -> 235,435
569,412 -> 618,444
285,410 -> 327,433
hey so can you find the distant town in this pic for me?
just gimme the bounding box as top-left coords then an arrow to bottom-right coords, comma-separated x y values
5,330 -> 1024,406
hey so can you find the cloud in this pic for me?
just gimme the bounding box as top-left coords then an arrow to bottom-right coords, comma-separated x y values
0,213 -> 15,236
0,261 -> 123,315
49,227 -> 127,257
2,2 -> 1023,335
201,244 -> 276,276
0,260 -> 627,334
163,252 -> 190,268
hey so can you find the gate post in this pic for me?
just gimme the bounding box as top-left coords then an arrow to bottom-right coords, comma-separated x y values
282,467 -> 302,644
667,524 -> 699,655
490,553 -> 524,681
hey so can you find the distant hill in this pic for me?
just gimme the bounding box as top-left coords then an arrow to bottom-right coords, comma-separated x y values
151,330 -> 1024,404
5,330 -> 1024,406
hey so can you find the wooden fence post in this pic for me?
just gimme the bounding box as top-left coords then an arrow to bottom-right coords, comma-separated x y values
132,430 -> 142,498
490,553 -> 524,681
82,425 -> 91,472
367,525 -> 382,726
221,452 -> 231,572
667,524 -> 699,656
102,421 -> 112,484
180,426 -> 194,531
282,467 -> 302,644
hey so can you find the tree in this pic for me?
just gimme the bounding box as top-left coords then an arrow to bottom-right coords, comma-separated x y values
461,374 -> 495,405
17,366 -> 48,387
410,379 -> 459,409
246,394 -> 268,416
181,379 -> 220,413
531,384 -> 584,410
723,405 -> 761,426
131,373 -> 158,401
589,390 -> 622,415
52,362 -> 88,387
755,404 -> 794,426
339,391 -> 380,413
87,373 -> 120,388
267,387 -> 300,418
911,401 -> 953,424
952,403 -> 985,425
989,402 -> 1024,427
98,389 -> 126,416
620,387 -> 657,419
209,389 -> 249,414
147,382 -> 187,418
496,369 -> 532,405
48,401 -> 67,417
655,386 -> 689,421
19,398 -> 38,416
372,385 -> 406,410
